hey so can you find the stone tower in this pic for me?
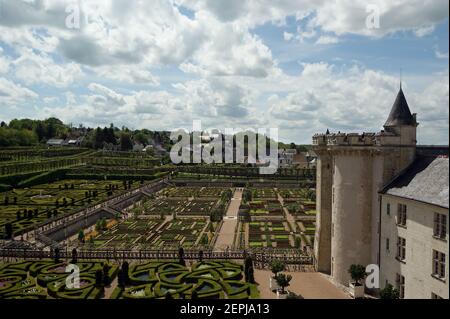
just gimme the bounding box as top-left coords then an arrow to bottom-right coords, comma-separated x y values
313,87 -> 418,285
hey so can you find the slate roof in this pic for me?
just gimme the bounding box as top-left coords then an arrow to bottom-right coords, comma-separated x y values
381,156 -> 449,208
384,88 -> 416,127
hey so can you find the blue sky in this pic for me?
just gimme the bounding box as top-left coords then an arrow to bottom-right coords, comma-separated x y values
0,0 -> 448,144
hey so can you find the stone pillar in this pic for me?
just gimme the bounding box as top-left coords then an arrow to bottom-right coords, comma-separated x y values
313,149 -> 333,273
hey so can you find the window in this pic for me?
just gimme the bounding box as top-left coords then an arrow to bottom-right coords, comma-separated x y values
386,238 -> 390,251
432,250 -> 446,279
387,203 -> 391,216
397,204 -> 407,227
396,274 -> 405,299
433,213 -> 447,240
397,237 -> 406,261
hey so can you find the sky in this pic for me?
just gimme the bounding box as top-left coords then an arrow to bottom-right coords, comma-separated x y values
0,0 -> 448,144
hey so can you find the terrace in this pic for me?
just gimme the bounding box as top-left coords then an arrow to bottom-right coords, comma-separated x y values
1,179 -> 127,238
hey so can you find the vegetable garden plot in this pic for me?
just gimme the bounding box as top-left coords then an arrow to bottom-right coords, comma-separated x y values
247,221 -> 294,248
250,188 -> 277,199
143,198 -> 190,216
81,219 -> 164,249
178,199 -> 218,216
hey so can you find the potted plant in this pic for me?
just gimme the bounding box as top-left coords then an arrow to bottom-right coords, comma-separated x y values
348,264 -> 366,298
379,284 -> 400,299
269,260 -> 285,291
275,273 -> 292,299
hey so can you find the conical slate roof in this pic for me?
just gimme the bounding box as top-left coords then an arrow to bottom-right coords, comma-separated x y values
384,88 -> 416,127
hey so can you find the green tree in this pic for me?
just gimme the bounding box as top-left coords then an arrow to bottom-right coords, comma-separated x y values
275,273 -> 292,294
348,264 -> 366,285
270,260 -> 285,278
120,133 -> 133,151
379,284 -> 400,299
78,230 -> 85,242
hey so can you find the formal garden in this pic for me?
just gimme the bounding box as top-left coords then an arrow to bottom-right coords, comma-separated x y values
74,217 -> 218,250
248,200 -> 284,217
0,179 -> 132,238
250,188 -> 278,200
0,258 -> 259,299
248,221 -> 295,249
284,200 -> 317,218
0,259 -> 118,299
161,186 -> 228,198
112,259 -> 259,299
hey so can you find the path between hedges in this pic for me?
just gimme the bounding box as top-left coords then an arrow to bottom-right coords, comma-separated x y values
213,189 -> 242,251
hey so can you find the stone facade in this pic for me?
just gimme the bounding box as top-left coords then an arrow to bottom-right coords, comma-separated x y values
380,195 -> 449,299
312,88 -> 419,286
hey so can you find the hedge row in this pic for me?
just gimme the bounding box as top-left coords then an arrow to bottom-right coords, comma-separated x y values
65,171 -> 170,181
17,169 -> 69,188
0,172 -> 41,188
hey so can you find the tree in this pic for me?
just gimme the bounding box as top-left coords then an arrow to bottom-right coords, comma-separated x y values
244,257 -> 255,283
121,262 -> 130,285
103,264 -> 111,286
379,284 -> 400,299
275,273 -> 292,294
246,266 -> 255,284
94,127 -> 105,149
71,248 -> 78,264
117,269 -> 125,288
270,260 -> 285,278
78,230 -> 85,243
348,264 -> 366,286
35,121 -> 46,142
95,269 -> 103,287
120,133 -> 133,151
54,248 -> 60,263
286,292 -> 303,299
178,247 -> 185,266
4,223 -> 13,239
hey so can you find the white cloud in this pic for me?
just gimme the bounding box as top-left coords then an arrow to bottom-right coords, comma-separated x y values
315,36 -> 339,45
180,0 -> 448,37
435,49 -> 449,59
283,32 -> 294,41
268,63 -> 449,143
43,96 -> 59,104
414,25 -> 435,37
0,0 -> 447,144
0,77 -> 38,105
13,49 -> 82,87
0,53 -> 10,74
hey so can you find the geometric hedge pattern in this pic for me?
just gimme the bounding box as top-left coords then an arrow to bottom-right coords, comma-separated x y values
1,260 -> 258,299
111,261 -> 259,299
0,260 -> 118,299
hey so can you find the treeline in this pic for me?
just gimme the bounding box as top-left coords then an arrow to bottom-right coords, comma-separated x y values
81,125 -> 172,152
0,118 -> 172,152
0,118 -> 68,147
